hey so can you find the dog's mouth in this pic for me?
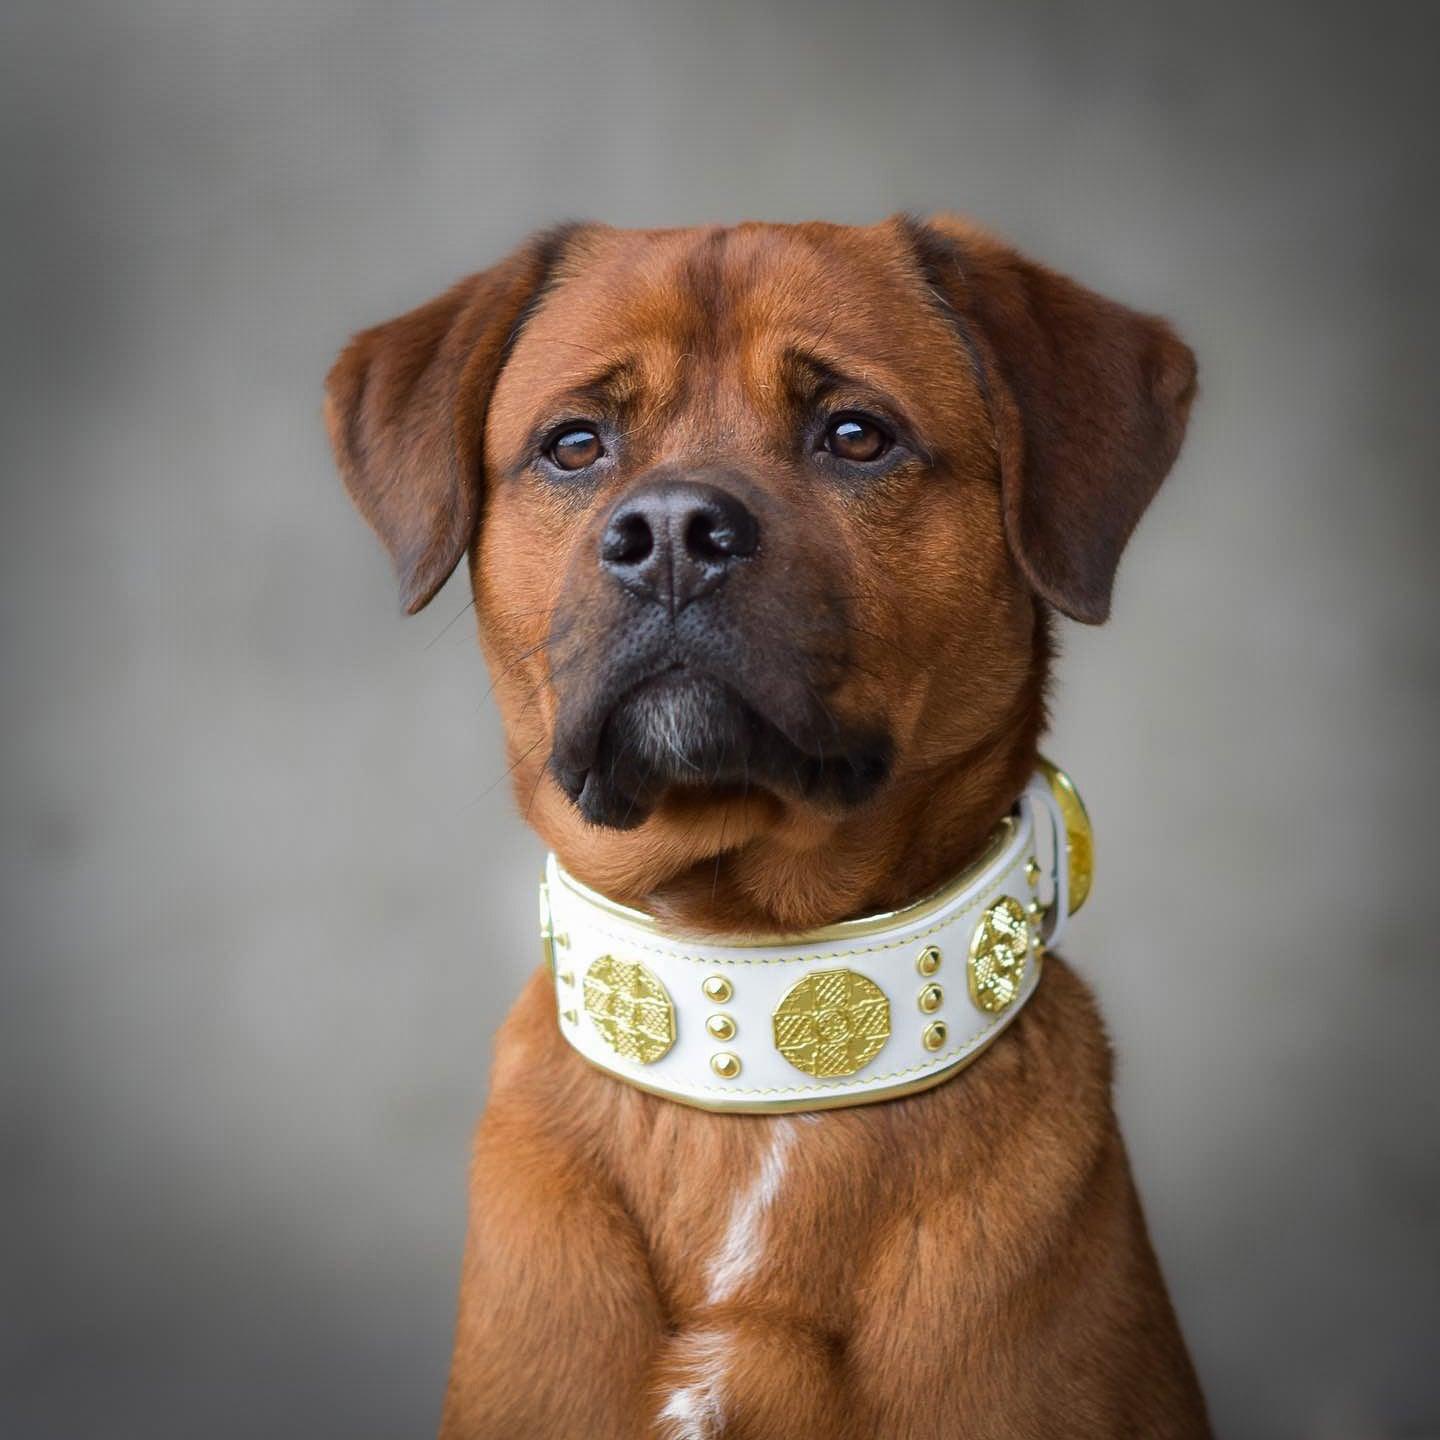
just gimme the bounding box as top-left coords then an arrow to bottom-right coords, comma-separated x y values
550,666 -> 892,830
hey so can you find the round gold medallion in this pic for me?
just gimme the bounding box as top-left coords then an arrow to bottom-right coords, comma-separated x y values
772,968 -> 891,1078
582,954 -> 675,1065
967,896 -> 1030,1014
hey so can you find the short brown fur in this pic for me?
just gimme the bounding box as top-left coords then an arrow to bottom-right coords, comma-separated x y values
327,215 -> 1208,1438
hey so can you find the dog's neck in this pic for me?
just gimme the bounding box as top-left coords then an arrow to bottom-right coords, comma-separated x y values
653,735 -> 1040,934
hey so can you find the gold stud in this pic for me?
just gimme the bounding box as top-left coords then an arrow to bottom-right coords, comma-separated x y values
562,1008 -> 577,1024
916,945 -> 942,977
553,931 -> 570,950
918,983 -> 943,1014
539,881 -> 555,971
922,1020 -> 948,1052
1027,899 -> 1044,920
558,970 -> 574,986
702,975 -> 733,1003
1024,858 -> 1041,888
710,1051 -> 741,1079
706,1014 -> 737,1041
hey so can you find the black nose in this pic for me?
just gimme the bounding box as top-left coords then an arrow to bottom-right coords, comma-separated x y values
599,480 -> 759,612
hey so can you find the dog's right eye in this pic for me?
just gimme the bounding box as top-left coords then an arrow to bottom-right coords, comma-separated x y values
547,427 -> 604,471
822,413 -> 892,464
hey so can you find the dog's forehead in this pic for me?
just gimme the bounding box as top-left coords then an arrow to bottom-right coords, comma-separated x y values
497,222 -> 967,413
555,223 -> 910,334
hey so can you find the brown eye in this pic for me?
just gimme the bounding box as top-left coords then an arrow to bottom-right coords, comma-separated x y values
824,414 -> 890,463
548,427 -> 604,471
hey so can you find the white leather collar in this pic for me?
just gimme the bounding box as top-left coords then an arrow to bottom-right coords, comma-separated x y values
542,761 -> 1091,1113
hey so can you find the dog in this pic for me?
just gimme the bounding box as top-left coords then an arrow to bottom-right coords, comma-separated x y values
326,216 -> 1210,1439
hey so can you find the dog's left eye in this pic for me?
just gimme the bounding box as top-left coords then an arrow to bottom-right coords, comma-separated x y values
548,427 -> 605,471
823,414 -> 891,464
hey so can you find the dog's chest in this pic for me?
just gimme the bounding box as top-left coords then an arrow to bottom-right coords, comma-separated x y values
619,1102 -> 1044,1438
617,1100 -> 988,1325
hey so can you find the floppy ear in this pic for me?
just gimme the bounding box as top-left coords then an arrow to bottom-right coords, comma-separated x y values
907,216 -> 1197,623
324,227 -> 576,613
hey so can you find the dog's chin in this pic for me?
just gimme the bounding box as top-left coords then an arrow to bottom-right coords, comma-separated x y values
553,672 -> 893,831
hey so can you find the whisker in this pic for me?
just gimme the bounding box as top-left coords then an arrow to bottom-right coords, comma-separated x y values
480,634 -> 565,703
522,748 -> 551,823
463,732 -> 548,810
424,595 -> 477,651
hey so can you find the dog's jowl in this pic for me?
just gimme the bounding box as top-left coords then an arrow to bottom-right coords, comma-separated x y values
327,217 -> 1210,1439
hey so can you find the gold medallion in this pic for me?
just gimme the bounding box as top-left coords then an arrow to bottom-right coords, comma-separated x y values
968,897 -> 1030,1014
772,968 -> 891,1078
582,955 -> 675,1065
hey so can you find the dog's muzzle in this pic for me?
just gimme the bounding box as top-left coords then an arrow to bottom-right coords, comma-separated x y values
539,761 -> 1092,1113
547,470 -> 888,829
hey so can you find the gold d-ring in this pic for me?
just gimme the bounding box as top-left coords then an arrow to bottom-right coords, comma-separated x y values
1037,757 -> 1094,914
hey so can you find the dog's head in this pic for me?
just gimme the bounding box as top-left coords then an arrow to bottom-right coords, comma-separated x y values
327,219 -> 1194,927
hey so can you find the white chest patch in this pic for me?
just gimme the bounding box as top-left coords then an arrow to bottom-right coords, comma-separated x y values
705,1117 -> 798,1305
656,1328 -> 728,1440
657,1119 -> 808,1436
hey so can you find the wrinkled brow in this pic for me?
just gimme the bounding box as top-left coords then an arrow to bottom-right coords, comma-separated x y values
774,344 -> 928,455
777,346 -> 868,409
542,356 -> 644,415
507,357 -> 643,466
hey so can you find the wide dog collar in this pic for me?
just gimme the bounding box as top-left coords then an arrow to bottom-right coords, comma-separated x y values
542,760 -> 1092,1113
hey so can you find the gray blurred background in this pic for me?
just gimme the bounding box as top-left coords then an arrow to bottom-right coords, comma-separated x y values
3,2 -> 1437,1436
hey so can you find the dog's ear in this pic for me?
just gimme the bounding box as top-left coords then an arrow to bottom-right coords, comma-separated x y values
905,216 -> 1197,623
324,227 -> 577,614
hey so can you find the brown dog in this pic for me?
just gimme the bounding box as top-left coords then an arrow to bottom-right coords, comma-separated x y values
327,216 -> 1209,1438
